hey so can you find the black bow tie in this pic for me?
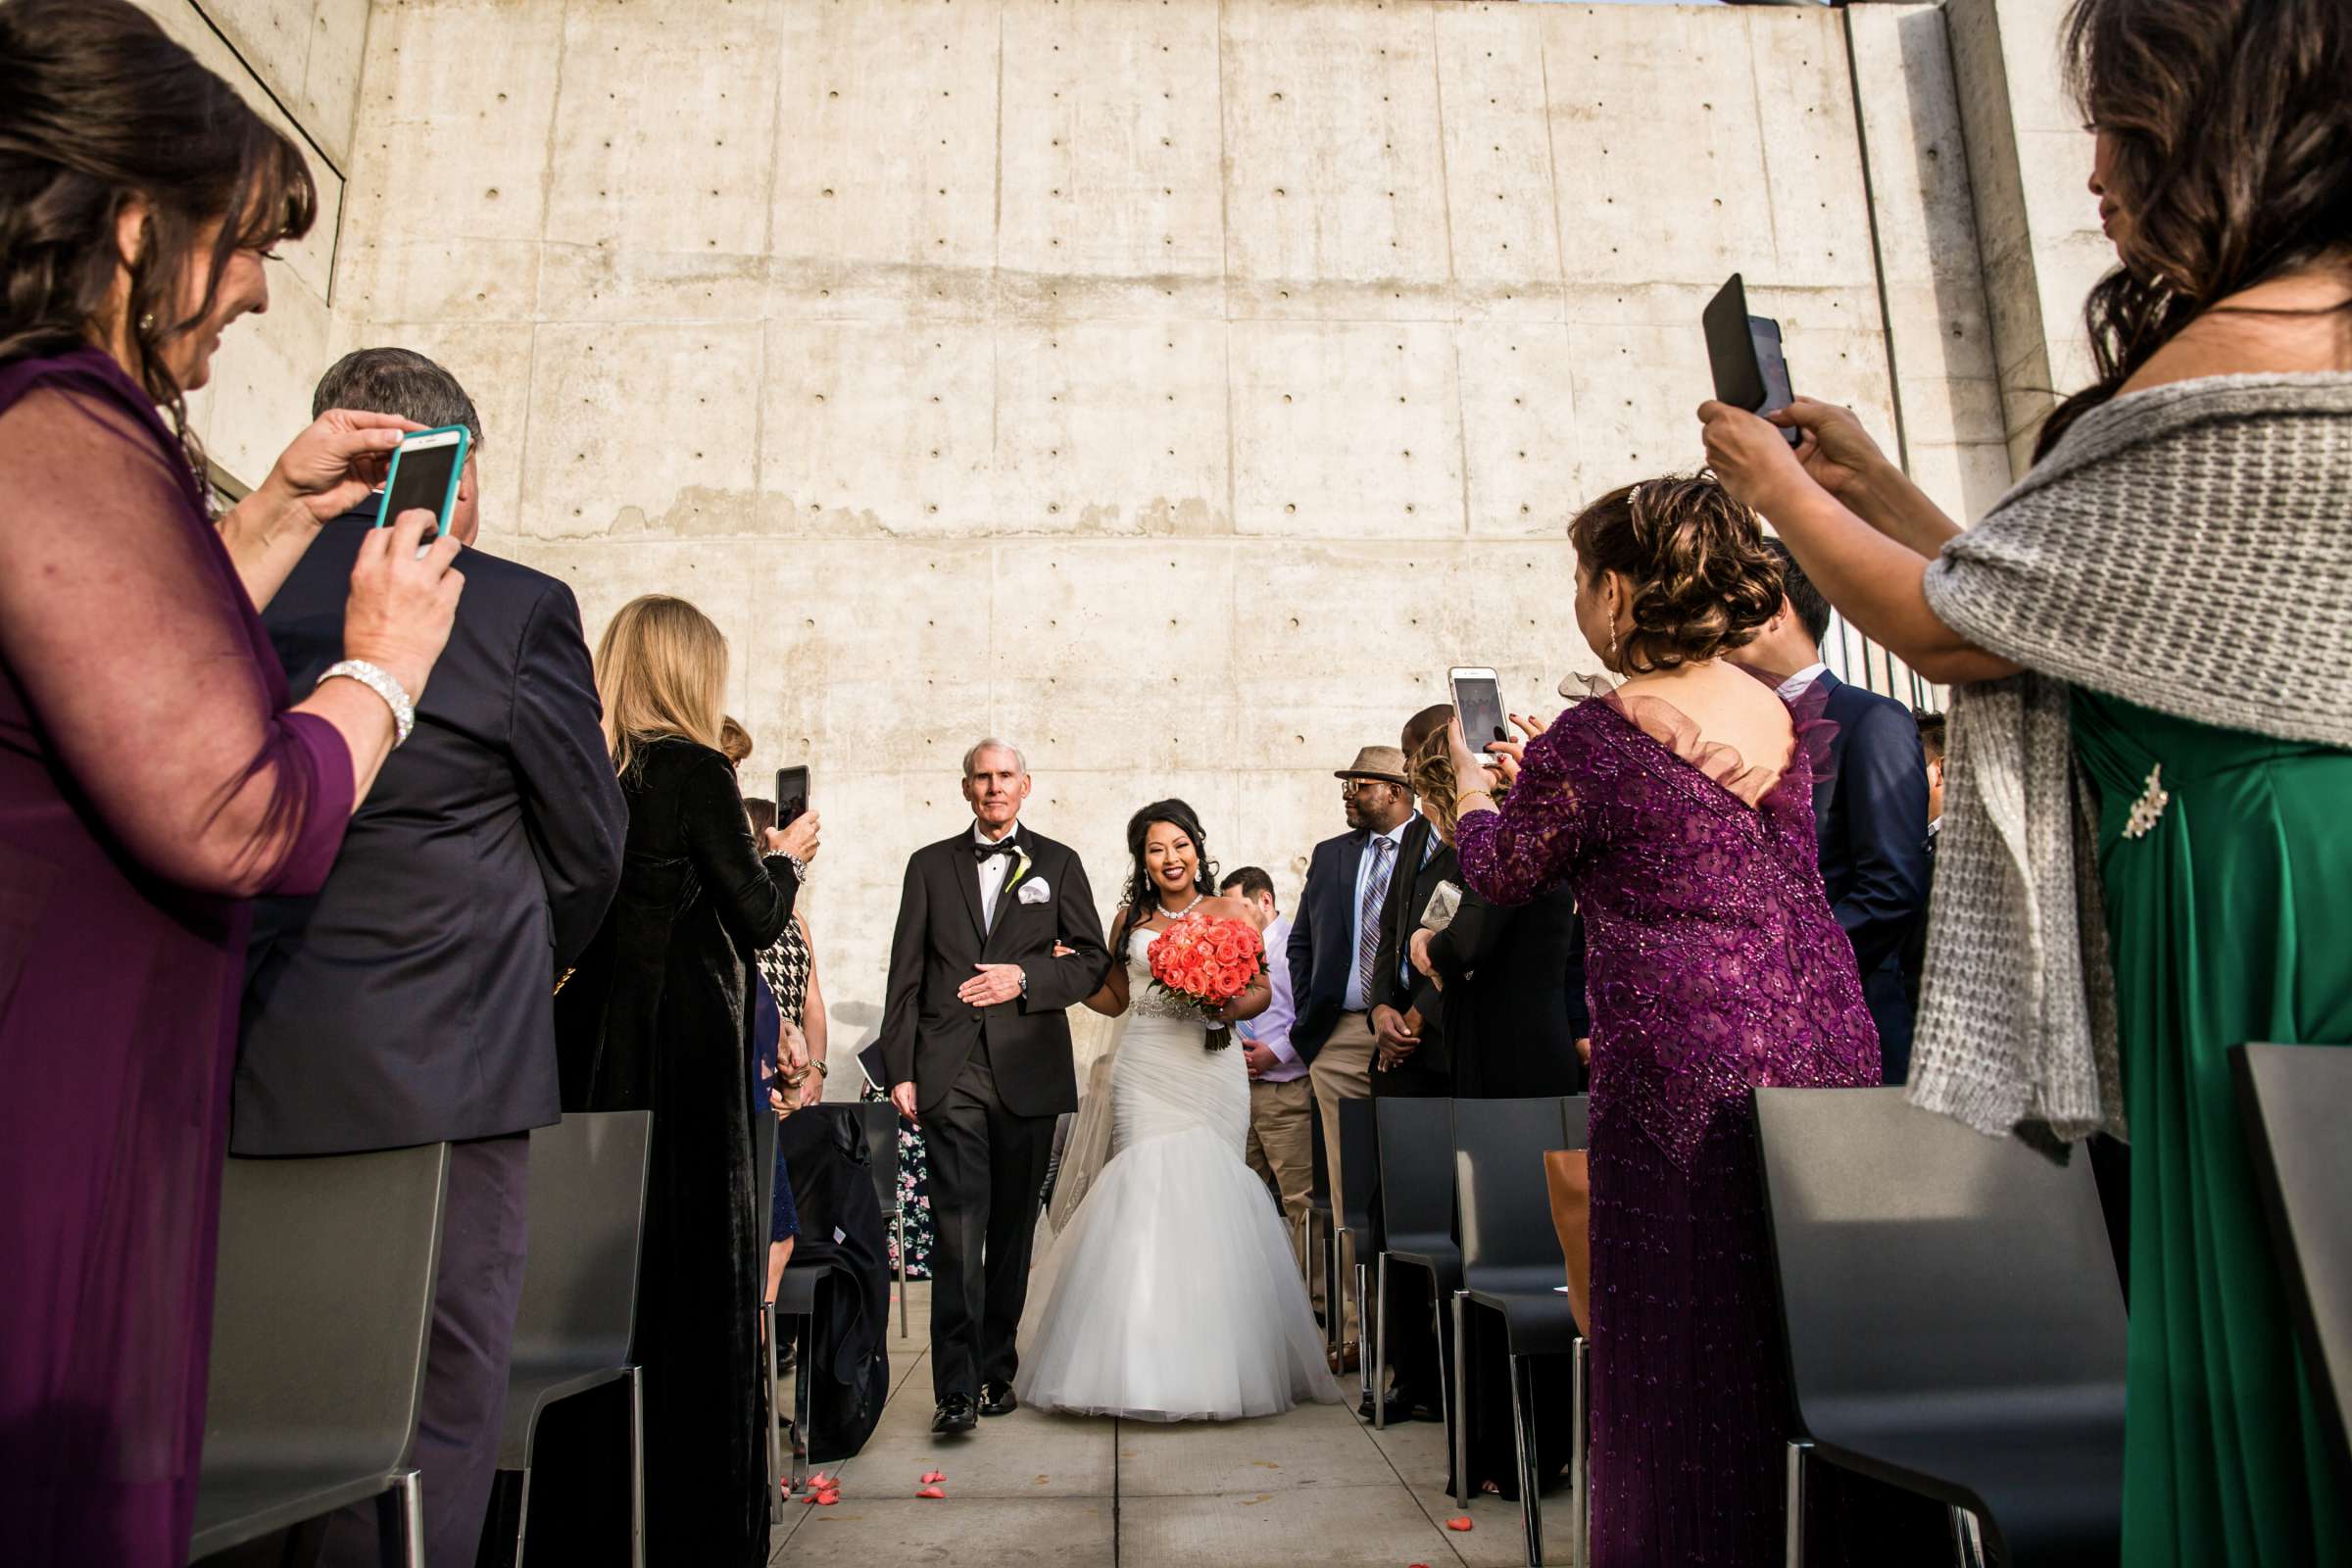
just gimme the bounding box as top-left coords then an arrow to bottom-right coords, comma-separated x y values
973,838 -> 1018,862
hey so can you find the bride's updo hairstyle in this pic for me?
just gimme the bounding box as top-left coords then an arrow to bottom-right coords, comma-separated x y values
1109,798 -> 1219,956
1568,472 -> 1784,674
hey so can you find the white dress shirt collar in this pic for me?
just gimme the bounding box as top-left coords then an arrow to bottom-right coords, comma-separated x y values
1776,662 -> 1831,702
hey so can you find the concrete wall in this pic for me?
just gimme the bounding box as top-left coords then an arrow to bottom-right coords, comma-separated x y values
320,0 -> 2103,1066
1940,0 -> 2106,472
131,0 -> 370,492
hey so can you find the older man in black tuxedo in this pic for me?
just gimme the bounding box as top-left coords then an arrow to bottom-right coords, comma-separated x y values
237,348 -> 624,1567
880,740 -> 1107,1435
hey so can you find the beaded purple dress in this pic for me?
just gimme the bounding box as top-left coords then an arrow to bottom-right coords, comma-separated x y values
1454,685 -> 1880,1567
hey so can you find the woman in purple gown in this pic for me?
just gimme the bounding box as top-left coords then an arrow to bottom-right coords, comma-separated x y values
0,5 -> 464,1562
1449,475 -> 1882,1565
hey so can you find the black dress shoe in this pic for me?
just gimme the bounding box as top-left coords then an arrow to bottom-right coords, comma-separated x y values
978,1381 -> 1017,1417
932,1394 -> 978,1435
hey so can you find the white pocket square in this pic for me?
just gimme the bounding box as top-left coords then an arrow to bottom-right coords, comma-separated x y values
1017,877 -> 1052,905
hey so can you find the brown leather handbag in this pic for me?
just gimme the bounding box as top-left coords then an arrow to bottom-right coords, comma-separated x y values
1544,1149 -> 1592,1335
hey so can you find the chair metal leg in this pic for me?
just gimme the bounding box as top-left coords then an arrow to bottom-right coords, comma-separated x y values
1324,1220 -> 1343,1355
392,1468 -> 424,1568
1947,1503 -> 1987,1568
1353,1259 -> 1372,1410
1785,1441 -> 1811,1568
629,1366 -> 647,1568
1508,1353 -> 1543,1568
512,1466 -> 534,1568
1451,1293 -> 1471,1511
793,1310 -> 816,1493
1571,1338 -> 1589,1568
762,1299 -> 782,1496
895,1208 -> 910,1339
1373,1253 -> 1391,1430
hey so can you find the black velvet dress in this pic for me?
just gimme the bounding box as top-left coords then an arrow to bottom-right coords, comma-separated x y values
1426,881 -> 1590,1100
555,738 -> 799,1565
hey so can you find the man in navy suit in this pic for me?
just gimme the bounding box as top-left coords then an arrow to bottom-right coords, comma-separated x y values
238,349 -> 625,1567
1288,744 -> 1418,1359
1748,541 -> 1932,1083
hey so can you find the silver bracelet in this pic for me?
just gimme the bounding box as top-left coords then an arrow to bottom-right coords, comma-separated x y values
319,660 -> 416,747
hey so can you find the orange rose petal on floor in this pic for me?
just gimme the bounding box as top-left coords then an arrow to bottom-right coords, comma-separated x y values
1446,1517 -> 1474,1532
916,1486 -> 947,1499
920,1470 -> 946,1484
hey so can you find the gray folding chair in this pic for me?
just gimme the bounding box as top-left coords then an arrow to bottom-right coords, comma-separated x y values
1451,1095 -> 1584,1568
190,1144 -> 450,1566
1336,1096 -> 1381,1410
1754,1087 -> 2127,1567
760,1103 -> 842,1497
2232,1042 -> 2352,1497
498,1111 -> 651,1568
1373,1097 -> 1459,1440
854,1099 -> 909,1339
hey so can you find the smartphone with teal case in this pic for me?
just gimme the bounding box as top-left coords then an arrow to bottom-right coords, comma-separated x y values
375,424 -> 470,535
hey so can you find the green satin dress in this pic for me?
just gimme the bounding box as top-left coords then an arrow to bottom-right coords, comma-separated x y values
2072,690 -> 2352,1567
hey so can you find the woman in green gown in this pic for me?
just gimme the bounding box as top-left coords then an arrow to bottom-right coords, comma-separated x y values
1692,2 -> 2352,1560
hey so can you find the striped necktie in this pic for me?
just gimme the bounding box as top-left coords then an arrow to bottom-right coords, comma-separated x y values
1355,836 -> 1396,1001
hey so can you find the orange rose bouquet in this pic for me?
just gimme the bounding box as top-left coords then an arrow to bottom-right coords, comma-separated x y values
1146,915 -> 1265,1051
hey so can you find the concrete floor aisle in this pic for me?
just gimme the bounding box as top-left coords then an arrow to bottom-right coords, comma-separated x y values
768,1282 -> 1567,1567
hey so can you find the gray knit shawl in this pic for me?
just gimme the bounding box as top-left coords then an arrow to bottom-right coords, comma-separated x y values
1911,372 -> 2352,1150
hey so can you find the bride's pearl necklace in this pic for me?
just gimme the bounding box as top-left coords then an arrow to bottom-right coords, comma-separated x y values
1155,890 -> 1203,922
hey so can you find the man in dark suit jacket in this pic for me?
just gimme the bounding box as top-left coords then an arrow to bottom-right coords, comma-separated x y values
1288,745 -> 1418,1360
880,740 -> 1107,1434
1750,542 -> 1932,1083
237,349 -> 624,1568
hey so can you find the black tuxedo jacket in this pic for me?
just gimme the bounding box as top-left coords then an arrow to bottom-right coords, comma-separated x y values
236,504 -> 625,1154
1287,826 -> 1370,1062
878,825 -> 1108,1118
1813,671 -> 1932,1074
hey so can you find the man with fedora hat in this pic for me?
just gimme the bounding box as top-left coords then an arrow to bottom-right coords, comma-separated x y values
1286,742 -> 1422,1367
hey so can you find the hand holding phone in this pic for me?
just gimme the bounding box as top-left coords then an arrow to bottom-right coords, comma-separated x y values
1703,273 -> 1802,449
1448,666 -> 1509,769
374,425 -> 471,537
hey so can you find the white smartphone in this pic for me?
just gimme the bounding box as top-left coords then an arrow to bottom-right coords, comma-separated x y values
1449,666 -> 1508,769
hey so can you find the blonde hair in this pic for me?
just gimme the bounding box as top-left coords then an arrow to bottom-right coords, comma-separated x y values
594,594 -> 728,778
718,715 -> 753,768
1410,727 -> 1504,841
1410,731 -> 1462,839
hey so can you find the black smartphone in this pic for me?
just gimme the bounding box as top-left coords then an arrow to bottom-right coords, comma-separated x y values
1448,666 -> 1508,768
772,766 -> 810,829
1703,272 -> 1802,448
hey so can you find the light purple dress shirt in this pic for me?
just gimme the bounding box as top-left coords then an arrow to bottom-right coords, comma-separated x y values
1237,915 -> 1307,1083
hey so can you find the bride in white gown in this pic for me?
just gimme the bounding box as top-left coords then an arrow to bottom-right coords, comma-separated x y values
1015,800 -> 1341,1421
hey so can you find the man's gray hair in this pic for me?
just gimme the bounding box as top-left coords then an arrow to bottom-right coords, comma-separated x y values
961,738 -> 1029,778
313,347 -> 483,449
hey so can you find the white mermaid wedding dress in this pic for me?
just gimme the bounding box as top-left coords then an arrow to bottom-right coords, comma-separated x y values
1013,924 -> 1342,1421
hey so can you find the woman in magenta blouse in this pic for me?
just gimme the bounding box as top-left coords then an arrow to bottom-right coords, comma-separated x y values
0,5 -> 465,1562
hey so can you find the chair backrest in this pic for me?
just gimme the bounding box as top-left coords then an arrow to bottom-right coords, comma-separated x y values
1337,1095 -> 1379,1235
2232,1043 -> 2352,1495
1753,1088 -> 2126,1435
202,1144 -> 449,1474
1374,1096 -> 1454,1242
856,1099 -> 900,1218
511,1111 -> 652,1372
1454,1096 -> 1578,1279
